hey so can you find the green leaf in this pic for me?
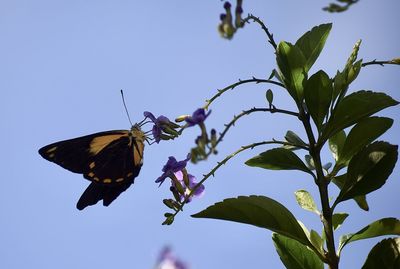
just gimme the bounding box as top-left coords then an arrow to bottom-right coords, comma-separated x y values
245,148 -> 312,174
285,130 -> 308,148
276,41 -> 307,102
339,117 -> 393,165
328,130 -> 346,162
362,237 -> 400,269
304,70 -> 333,130
332,174 -> 369,211
273,233 -> 324,269
294,190 -> 319,214
347,59 -> 362,84
309,230 -> 325,256
332,213 -> 349,231
266,89 -> 274,106
321,91 -> 399,142
332,40 -> 362,102
295,23 -> 332,72
335,141 -> 398,204
338,218 -> 400,255
192,195 -> 311,247
305,155 -> 315,170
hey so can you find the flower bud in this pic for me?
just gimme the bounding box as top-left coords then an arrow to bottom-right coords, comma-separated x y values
175,115 -> 189,122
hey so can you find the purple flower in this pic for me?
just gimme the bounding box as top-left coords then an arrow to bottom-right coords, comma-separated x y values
156,154 -> 191,185
185,108 -> 211,127
144,111 -> 178,143
156,246 -> 189,269
223,1 -> 231,9
172,170 -> 204,203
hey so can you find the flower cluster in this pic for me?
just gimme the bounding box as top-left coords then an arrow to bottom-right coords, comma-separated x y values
158,154 -> 205,208
218,0 -> 245,39
145,108 -> 213,224
144,111 -> 180,143
155,246 -> 189,269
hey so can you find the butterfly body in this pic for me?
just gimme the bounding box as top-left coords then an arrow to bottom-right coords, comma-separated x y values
39,124 -> 145,210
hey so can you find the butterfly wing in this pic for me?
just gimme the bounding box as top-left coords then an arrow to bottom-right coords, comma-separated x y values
38,130 -> 145,210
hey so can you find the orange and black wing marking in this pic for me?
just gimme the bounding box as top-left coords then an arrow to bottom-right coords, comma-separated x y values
38,128 -> 145,210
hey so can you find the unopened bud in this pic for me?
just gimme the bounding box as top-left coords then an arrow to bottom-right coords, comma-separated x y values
175,115 -> 189,122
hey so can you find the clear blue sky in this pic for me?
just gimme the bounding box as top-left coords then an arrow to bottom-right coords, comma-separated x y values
1,1 -> 399,268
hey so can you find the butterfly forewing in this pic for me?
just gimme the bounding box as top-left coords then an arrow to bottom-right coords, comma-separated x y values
38,127 -> 145,210
39,130 -> 130,174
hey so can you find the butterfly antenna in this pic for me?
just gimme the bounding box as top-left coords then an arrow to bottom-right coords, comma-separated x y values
120,90 -> 133,126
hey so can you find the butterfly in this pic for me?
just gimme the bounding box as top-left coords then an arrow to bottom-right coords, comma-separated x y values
39,123 -> 146,210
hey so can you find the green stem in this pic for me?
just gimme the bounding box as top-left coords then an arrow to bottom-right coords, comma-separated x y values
204,77 -> 284,110
216,107 -> 300,147
299,109 -> 339,269
362,59 -> 400,67
164,140 -> 292,223
243,14 -> 277,50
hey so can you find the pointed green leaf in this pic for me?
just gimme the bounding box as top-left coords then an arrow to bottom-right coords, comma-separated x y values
266,89 -> 274,106
332,213 -> 349,231
347,59 -> 362,84
332,41 -> 362,102
322,162 -> 332,171
192,195 -> 311,247
309,230 -> 325,256
362,237 -> 400,269
329,130 -> 346,161
332,69 -> 347,102
245,148 -> 312,174
305,155 -> 315,170
295,23 -> 332,72
273,233 -> 324,269
338,218 -> 400,255
321,91 -> 399,142
339,117 -> 393,165
332,174 -> 369,211
285,130 -> 308,148
304,70 -> 333,130
295,190 -> 319,214
276,41 -> 307,102
335,141 -> 398,204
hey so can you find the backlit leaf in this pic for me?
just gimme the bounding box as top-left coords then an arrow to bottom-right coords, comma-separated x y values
338,218 -> 400,255
193,195 -> 311,247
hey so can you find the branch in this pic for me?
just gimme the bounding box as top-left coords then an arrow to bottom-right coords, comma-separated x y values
204,77 -> 284,110
323,0 -> 359,13
216,107 -> 300,147
299,109 -> 338,268
243,14 -> 277,50
163,140 -> 291,224
362,59 -> 400,67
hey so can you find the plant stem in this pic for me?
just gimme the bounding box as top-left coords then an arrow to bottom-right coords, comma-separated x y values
299,108 -> 339,269
243,14 -> 277,50
164,140 -> 292,224
362,59 -> 400,67
203,77 -> 284,110
216,107 -> 300,146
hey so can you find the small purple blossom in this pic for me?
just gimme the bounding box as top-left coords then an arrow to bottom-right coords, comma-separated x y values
172,170 -> 205,203
223,1 -> 231,9
156,246 -> 189,269
185,108 -> 211,127
156,154 -> 191,185
144,111 -> 176,143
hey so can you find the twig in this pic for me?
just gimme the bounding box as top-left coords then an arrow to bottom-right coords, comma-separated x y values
163,140 -> 292,224
204,77 -> 284,110
216,107 -> 300,147
362,59 -> 400,67
243,14 -> 277,50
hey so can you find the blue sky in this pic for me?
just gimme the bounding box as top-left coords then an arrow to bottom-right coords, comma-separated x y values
1,1 -> 399,268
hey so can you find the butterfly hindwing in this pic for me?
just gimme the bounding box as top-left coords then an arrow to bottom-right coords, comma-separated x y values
38,127 -> 145,210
